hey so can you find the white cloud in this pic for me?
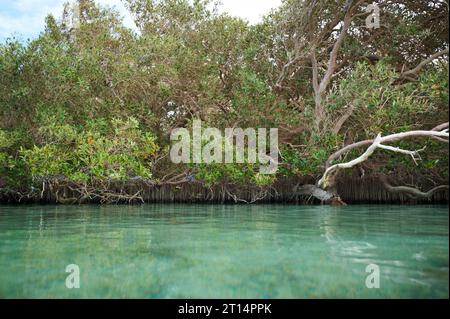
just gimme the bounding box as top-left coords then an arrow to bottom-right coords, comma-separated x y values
13,0 -> 61,13
0,0 -> 65,40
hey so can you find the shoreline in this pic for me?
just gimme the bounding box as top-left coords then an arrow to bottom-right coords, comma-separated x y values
1,176 -> 448,205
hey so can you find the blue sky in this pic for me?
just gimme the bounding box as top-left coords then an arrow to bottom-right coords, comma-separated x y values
0,0 -> 281,42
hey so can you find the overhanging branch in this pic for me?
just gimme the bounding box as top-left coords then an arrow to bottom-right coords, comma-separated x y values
399,48 -> 449,81
319,127 -> 449,190
380,175 -> 449,200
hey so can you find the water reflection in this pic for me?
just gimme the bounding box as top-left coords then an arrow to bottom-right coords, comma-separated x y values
0,204 -> 448,298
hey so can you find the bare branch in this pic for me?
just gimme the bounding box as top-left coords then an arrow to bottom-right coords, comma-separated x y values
432,122 -> 449,131
432,122 -> 450,143
330,103 -> 356,134
318,13 -> 353,94
275,52 -> 305,88
377,144 -> 426,165
319,134 -> 383,189
325,123 -> 450,168
380,176 -> 449,200
310,0 -> 366,130
295,184 -> 335,201
319,128 -> 449,189
400,48 -> 449,80
318,0 -> 367,94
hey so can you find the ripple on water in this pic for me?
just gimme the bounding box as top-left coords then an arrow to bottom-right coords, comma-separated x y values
0,204 -> 448,298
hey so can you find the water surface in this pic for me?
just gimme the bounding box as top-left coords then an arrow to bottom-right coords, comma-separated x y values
0,205 -> 448,298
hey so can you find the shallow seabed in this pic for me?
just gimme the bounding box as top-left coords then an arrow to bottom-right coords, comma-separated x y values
0,204 -> 448,298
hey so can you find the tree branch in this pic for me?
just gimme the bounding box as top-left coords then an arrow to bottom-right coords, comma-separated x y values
400,48 -> 449,80
325,123 -> 450,168
319,128 -> 449,189
330,103 -> 356,134
380,175 -> 449,200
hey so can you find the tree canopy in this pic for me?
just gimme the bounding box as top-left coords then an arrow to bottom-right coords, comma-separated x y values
0,0 -> 448,203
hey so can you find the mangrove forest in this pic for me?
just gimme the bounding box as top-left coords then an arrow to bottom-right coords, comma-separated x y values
0,0 -> 449,205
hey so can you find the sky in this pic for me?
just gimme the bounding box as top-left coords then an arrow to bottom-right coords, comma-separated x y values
0,0 -> 282,42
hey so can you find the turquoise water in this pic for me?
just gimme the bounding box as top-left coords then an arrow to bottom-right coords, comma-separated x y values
0,205 -> 448,299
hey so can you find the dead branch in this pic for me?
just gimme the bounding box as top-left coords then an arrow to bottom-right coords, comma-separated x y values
319,127 -> 449,190
380,175 -> 449,200
325,122 -> 449,168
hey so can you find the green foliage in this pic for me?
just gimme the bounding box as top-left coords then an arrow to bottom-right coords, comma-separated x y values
20,117 -> 159,184
0,130 -> 14,149
0,0 -> 448,194
326,62 -> 439,135
195,162 -> 274,187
